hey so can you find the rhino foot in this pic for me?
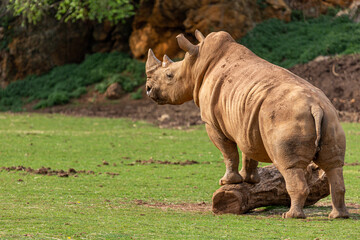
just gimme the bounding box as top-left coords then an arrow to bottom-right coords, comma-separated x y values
219,172 -> 243,185
239,169 -> 260,184
328,209 -> 349,219
282,209 -> 306,219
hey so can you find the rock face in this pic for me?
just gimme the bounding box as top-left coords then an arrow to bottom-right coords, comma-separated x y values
3,18 -> 92,86
129,0 -> 291,59
0,16 -> 132,87
130,0 -> 357,60
336,0 -> 360,22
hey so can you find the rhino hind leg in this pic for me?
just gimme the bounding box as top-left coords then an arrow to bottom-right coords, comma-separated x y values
313,119 -> 349,218
239,153 -> 260,184
325,167 -> 349,219
205,124 -> 243,185
277,167 -> 310,219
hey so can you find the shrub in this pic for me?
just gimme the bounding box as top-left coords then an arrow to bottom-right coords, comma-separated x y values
94,59 -> 145,94
6,0 -> 134,25
130,88 -> 143,100
239,15 -> 360,68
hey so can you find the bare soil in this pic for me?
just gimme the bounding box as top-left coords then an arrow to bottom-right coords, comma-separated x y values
34,54 -> 360,127
129,158 -> 203,166
0,165 -> 121,177
290,54 -> 360,113
133,199 -> 211,213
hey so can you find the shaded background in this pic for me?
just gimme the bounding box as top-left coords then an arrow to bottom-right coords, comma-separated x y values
0,0 -> 359,125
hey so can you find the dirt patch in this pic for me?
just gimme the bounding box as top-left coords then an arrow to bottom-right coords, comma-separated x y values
344,161 -> 360,166
290,54 -> 360,114
314,202 -> 360,217
1,166 -> 84,177
128,158 -> 205,166
31,54 -> 360,127
0,166 -> 120,177
133,199 -> 211,213
32,87 -> 203,128
247,202 -> 359,219
337,111 -> 360,123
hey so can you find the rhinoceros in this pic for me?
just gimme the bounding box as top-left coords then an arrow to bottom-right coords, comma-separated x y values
145,30 -> 349,219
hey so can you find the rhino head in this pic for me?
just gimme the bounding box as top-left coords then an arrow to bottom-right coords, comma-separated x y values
145,30 -> 205,105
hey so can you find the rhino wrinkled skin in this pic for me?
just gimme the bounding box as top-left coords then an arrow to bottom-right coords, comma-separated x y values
145,30 -> 349,219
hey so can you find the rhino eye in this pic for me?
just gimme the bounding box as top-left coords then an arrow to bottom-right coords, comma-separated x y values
166,73 -> 173,79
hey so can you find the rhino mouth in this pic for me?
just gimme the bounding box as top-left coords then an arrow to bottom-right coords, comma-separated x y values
147,88 -> 167,105
150,96 -> 167,105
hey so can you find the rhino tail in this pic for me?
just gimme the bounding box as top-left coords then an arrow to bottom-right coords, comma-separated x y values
311,105 -> 323,152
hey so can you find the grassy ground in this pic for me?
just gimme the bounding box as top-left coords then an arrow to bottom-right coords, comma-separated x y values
0,114 -> 359,239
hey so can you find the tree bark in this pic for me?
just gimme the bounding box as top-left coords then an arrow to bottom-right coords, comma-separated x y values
212,163 -> 329,215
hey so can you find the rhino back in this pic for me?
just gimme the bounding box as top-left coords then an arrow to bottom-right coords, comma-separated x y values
198,44 -> 337,163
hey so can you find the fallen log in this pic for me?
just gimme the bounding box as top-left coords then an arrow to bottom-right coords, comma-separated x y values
212,163 -> 329,215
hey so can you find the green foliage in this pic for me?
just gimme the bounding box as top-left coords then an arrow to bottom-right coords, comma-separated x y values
256,0 -> 268,10
0,114 -> 359,239
0,15 -> 14,50
130,87 -> 143,100
7,0 -> 134,25
240,15 -> 360,68
95,59 -> 145,94
0,52 -> 145,111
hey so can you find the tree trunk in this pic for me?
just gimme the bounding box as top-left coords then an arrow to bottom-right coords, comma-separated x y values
212,163 -> 329,215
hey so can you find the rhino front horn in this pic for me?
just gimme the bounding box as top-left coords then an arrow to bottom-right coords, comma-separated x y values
162,54 -> 173,68
176,34 -> 198,56
146,49 -> 161,73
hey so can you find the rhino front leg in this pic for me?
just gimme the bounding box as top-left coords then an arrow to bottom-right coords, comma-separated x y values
239,153 -> 260,184
205,124 -> 243,185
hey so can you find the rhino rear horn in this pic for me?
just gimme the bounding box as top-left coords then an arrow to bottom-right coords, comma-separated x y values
162,54 -> 173,68
146,49 -> 161,73
176,34 -> 198,56
195,29 -> 205,43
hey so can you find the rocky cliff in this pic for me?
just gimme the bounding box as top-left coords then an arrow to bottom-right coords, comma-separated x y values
0,15 -> 132,87
129,0 -> 291,59
0,0 -> 355,87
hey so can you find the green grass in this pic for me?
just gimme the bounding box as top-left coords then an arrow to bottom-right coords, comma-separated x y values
240,14 -> 360,68
0,52 -> 145,112
0,114 -> 359,239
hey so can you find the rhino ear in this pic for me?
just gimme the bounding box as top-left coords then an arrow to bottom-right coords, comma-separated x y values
195,29 -> 205,43
146,49 -> 161,73
176,34 -> 198,56
162,54 -> 173,68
